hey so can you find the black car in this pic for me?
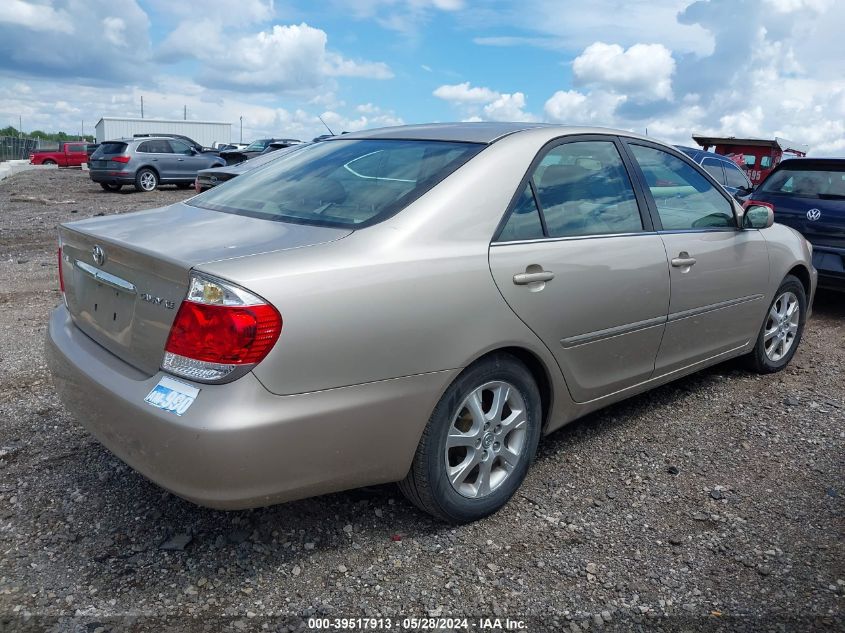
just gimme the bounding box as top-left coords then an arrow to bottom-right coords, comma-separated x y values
195,143 -> 307,191
748,158 -> 845,290
219,138 -> 301,165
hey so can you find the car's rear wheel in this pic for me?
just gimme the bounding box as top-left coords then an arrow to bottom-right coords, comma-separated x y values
134,168 -> 158,192
745,274 -> 807,373
399,353 -> 541,523
100,183 -> 122,192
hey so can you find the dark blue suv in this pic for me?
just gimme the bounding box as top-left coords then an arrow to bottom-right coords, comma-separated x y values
749,158 -> 845,290
675,146 -> 754,198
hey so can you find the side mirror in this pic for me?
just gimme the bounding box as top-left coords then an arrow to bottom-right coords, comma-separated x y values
741,201 -> 774,229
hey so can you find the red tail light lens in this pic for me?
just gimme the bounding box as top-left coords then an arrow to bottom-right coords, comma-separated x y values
162,273 -> 281,382
165,301 -> 281,364
111,155 -> 131,164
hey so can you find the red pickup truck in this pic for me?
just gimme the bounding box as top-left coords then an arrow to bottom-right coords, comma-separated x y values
29,142 -> 89,167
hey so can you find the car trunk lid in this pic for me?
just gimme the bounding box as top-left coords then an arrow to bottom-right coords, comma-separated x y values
59,202 -> 351,375
768,193 -> 845,249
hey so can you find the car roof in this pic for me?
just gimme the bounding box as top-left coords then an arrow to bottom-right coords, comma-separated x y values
675,145 -> 737,163
338,122 -> 652,145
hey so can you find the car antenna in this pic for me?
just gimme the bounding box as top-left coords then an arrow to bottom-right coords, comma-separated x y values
318,115 -> 335,136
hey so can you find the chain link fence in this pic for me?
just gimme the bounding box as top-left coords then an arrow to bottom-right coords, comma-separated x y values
0,136 -> 60,162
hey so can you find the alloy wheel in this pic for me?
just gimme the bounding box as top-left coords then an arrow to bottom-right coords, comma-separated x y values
139,171 -> 156,191
444,381 -> 527,499
763,291 -> 800,362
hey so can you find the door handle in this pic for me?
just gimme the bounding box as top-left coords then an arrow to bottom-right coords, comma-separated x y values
671,252 -> 697,268
513,270 -> 555,285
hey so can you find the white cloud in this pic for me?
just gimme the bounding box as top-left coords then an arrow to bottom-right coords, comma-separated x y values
433,82 -> 500,104
572,42 -> 675,102
158,22 -> 392,92
102,17 -> 127,47
483,92 -> 536,121
0,0 -> 152,81
0,0 -> 72,33
336,0 -> 465,34
433,82 -> 536,121
544,89 -> 627,126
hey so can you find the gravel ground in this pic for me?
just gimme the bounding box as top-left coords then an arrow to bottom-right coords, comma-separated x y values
0,170 -> 843,632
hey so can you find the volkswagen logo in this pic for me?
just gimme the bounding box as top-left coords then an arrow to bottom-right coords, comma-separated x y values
806,208 -> 822,221
92,244 -> 106,266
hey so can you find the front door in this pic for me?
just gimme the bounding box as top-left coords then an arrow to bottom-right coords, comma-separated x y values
624,142 -> 770,374
488,137 -> 670,403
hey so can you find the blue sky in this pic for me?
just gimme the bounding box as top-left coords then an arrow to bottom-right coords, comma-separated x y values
1,0 -> 844,154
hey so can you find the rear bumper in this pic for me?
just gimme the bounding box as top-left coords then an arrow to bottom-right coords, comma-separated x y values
812,245 -> 845,290
89,170 -> 135,185
46,305 -> 452,509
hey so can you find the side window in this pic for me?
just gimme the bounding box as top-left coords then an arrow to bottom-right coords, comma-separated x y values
628,144 -> 736,230
724,162 -> 750,189
137,141 -> 153,153
68,144 -> 85,153
169,140 -> 193,155
700,158 -> 726,184
760,156 -> 773,169
138,140 -> 171,153
743,154 -> 756,167
532,141 -> 642,238
498,184 -> 544,241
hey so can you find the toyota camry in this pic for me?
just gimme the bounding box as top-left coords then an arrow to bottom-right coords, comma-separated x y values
47,123 -> 816,523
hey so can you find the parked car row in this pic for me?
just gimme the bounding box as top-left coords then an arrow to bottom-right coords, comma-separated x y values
88,134 -> 303,192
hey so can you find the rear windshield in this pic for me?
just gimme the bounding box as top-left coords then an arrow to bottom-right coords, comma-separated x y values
97,142 -> 127,155
759,164 -> 845,199
189,139 -> 484,228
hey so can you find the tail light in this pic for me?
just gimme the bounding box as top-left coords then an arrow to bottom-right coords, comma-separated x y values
111,155 -> 131,164
162,273 -> 282,383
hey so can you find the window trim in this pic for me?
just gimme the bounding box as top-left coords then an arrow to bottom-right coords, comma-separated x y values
135,140 -> 171,155
492,134 -> 654,244
619,139 -> 740,233
722,160 -> 752,190
700,157 -> 727,185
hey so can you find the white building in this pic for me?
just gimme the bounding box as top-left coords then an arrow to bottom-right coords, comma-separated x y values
95,117 -> 231,148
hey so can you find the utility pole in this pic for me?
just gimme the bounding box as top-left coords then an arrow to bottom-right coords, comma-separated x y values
19,115 -> 22,138
81,120 -> 84,140
141,96 -> 144,119
184,105 -> 187,120
239,116 -> 243,143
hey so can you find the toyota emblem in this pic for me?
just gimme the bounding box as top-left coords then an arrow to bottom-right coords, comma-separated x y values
92,244 -> 106,266
806,208 -> 821,221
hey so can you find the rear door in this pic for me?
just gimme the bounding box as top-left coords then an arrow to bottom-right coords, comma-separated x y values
137,139 -> 176,179
623,141 -> 769,374
489,136 -> 670,403
66,143 -> 87,166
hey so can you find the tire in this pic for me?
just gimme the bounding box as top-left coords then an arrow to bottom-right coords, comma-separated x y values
100,183 -> 122,192
744,274 -> 807,374
42,159 -> 56,165
134,168 -> 158,192
399,353 -> 542,523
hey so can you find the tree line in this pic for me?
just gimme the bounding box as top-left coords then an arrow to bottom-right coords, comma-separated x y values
0,126 -> 94,142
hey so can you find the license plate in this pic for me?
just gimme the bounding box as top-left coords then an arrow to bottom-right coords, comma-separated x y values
144,377 -> 200,416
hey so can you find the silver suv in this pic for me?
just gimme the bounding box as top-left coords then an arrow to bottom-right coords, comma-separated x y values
89,137 -> 225,192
